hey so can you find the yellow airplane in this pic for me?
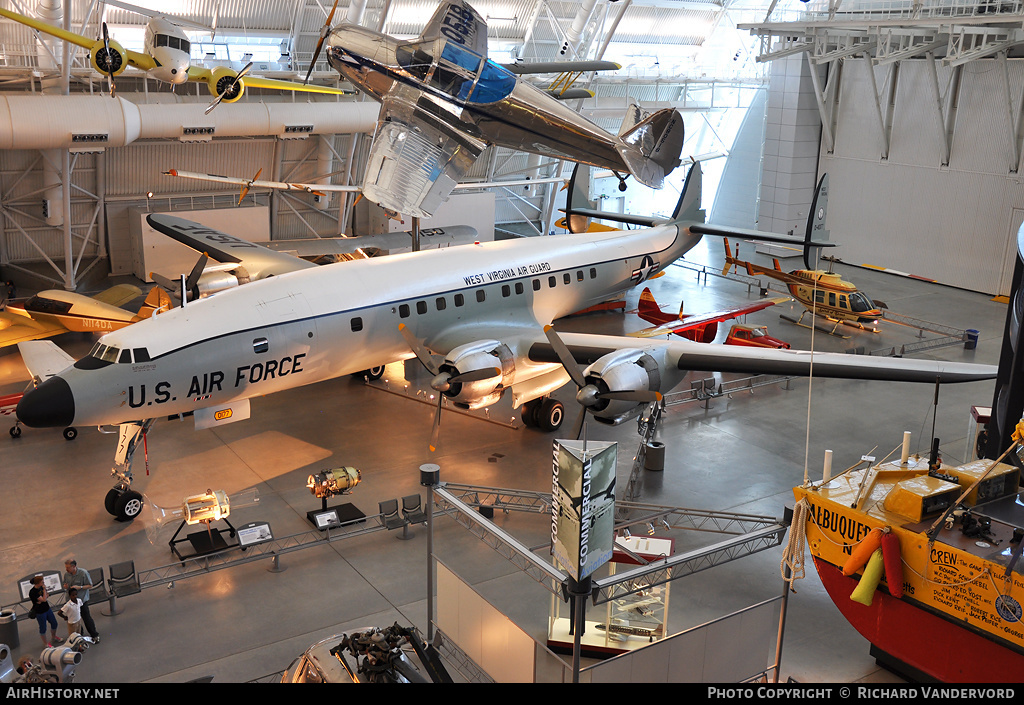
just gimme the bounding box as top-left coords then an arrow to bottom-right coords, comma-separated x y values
0,285 -> 170,349
0,6 -> 350,109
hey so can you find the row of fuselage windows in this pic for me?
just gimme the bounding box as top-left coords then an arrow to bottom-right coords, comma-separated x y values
347,268 -> 600,332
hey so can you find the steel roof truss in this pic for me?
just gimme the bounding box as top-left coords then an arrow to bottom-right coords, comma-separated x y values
874,29 -> 949,66
811,31 -> 877,64
946,26 -> 1024,67
753,31 -> 813,63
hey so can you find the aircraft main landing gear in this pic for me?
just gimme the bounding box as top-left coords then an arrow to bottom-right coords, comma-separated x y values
520,397 -> 565,432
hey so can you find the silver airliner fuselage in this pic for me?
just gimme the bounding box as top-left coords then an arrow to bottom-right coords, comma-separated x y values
18,223 -> 698,428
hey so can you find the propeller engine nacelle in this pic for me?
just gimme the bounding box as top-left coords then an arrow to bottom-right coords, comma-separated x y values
89,38 -> 128,77
191,269 -> 250,299
206,66 -> 246,102
437,340 -> 514,409
581,349 -> 662,425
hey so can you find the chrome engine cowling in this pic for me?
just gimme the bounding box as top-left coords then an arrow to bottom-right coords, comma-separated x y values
437,340 -> 514,409
581,349 -> 662,425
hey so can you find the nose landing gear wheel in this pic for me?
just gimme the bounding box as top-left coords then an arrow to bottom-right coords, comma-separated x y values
105,487 -> 144,522
62,427 -> 77,441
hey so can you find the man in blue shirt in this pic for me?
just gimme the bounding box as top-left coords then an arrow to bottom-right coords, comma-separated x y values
61,559 -> 100,644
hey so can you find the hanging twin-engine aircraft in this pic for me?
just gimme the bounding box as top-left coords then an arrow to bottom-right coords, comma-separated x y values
14,163 -> 996,522
0,285 -> 169,349
630,286 -> 790,343
312,0 -> 685,217
0,5 -> 350,109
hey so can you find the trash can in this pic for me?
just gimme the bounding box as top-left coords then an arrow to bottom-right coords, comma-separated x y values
644,441 -> 666,471
965,329 -> 980,350
0,609 -> 19,649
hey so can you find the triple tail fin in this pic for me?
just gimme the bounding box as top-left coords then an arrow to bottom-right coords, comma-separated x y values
670,161 -> 704,225
803,173 -> 830,269
564,163 -> 597,233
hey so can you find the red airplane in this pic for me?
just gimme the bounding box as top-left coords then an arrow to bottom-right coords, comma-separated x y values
630,287 -> 791,347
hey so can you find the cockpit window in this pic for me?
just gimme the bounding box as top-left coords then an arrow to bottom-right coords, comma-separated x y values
98,345 -> 120,363
397,41 -> 434,81
154,34 -> 190,53
118,349 -> 132,364
25,296 -> 72,315
433,42 -> 481,100
849,292 -> 875,313
468,60 -> 515,103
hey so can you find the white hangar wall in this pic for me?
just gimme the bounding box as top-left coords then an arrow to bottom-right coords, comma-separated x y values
813,56 -> 1024,296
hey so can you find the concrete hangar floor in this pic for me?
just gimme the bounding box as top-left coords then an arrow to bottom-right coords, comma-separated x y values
0,237 -> 1007,684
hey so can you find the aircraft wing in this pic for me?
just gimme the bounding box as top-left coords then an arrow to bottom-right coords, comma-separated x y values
0,312 -> 67,349
164,169 -> 359,196
629,297 -> 791,339
184,66 -> 351,96
0,8 -> 153,70
360,86 -> 487,217
261,225 -> 480,257
165,169 -> 564,198
504,60 -> 621,75
17,340 -> 76,382
528,331 -> 998,385
145,214 -> 316,279
90,284 -> 144,308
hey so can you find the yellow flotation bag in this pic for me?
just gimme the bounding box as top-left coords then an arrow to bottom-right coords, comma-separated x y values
850,548 -> 885,606
843,526 -> 884,576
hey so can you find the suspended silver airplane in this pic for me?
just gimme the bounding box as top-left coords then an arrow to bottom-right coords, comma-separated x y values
312,0 -> 685,218
15,164 -> 996,521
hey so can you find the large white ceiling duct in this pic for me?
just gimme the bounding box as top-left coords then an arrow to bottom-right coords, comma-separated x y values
561,0 -> 601,56
347,0 -> 370,26
37,0 -> 64,227
0,96 -> 378,150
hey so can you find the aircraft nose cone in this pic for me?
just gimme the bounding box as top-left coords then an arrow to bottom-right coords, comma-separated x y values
17,377 -> 75,428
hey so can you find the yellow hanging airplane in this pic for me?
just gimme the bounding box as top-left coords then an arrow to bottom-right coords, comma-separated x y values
0,4 -> 351,110
0,285 -> 170,349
